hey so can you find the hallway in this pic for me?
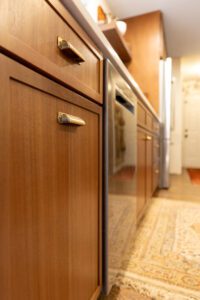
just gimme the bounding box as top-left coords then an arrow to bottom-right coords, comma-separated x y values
103,170 -> 200,300
156,169 -> 200,202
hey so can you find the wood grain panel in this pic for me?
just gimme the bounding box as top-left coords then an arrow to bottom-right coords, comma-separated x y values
0,0 -> 103,103
146,112 -> 153,131
137,127 -> 157,222
146,133 -> 153,202
153,118 -> 160,135
100,21 -> 132,63
136,129 -> 146,217
152,136 -> 160,193
137,101 -> 146,127
0,54 -> 102,300
124,11 -> 166,113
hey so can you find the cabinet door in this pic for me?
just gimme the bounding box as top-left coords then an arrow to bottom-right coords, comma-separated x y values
0,55 -> 102,300
146,134 -> 153,202
136,129 -> 146,218
152,136 -> 160,193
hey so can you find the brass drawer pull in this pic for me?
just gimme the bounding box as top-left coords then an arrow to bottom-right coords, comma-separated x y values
146,136 -> 152,141
58,112 -> 86,126
57,37 -> 85,64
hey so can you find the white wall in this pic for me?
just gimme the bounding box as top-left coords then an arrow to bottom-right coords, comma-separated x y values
169,58 -> 183,174
181,55 -> 200,168
80,0 -> 111,22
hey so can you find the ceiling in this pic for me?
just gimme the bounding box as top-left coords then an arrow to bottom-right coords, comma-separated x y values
107,0 -> 200,58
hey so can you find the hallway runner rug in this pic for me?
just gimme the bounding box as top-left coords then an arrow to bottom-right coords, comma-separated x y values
114,198 -> 200,300
188,169 -> 200,185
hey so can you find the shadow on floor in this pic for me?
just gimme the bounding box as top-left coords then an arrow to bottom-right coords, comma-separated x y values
100,285 -> 152,300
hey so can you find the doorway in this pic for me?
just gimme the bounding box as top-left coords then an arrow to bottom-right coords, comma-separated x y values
182,56 -> 200,168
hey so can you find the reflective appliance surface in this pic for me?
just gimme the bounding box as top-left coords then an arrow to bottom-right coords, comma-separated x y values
104,61 -> 137,294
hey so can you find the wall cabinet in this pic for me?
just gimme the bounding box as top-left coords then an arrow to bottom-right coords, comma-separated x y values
124,11 -> 166,113
136,102 -> 160,222
0,54 -> 102,300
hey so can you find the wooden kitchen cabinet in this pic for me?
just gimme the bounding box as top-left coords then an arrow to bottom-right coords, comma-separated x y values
146,134 -> 153,203
0,54 -> 102,300
136,102 -> 160,222
137,101 -> 146,127
152,134 -> 160,193
124,11 -> 166,112
0,0 -> 103,103
137,129 -> 146,218
137,130 -> 153,221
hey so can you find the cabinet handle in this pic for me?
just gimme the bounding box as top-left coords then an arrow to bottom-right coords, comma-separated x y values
146,136 -> 152,141
155,169 -> 159,174
58,112 -> 86,126
57,37 -> 85,64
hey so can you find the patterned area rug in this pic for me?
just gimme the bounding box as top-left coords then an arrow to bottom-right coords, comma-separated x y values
113,198 -> 200,300
101,285 -> 151,300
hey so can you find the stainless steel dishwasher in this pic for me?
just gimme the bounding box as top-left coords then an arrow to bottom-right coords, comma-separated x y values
103,60 -> 137,294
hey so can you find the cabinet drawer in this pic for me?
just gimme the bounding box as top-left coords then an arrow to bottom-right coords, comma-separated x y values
153,138 -> 160,150
0,54 -> 102,300
137,101 -> 146,126
153,119 -> 160,134
0,0 -> 103,103
146,112 -> 153,131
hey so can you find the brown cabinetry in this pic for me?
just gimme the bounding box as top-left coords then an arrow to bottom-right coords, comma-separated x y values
146,134 -> 153,203
124,11 -> 166,112
152,132 -> 160,193
100,20 -> 132,63
0,1 -> 103,299
0,54 -> 102,300
137,102 -> 146,127
0,0 -> 103,103
137,129 -> 146,217
136,102 -> 160,222
136,130 -> 153,221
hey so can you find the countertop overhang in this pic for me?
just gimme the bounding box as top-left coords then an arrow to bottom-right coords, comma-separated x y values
61,0 -> 160,121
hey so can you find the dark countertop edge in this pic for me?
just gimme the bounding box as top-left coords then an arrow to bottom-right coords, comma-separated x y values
61,0 -> 160,122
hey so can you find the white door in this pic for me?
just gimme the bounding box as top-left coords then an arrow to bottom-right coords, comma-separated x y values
183,89 -> 200,168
